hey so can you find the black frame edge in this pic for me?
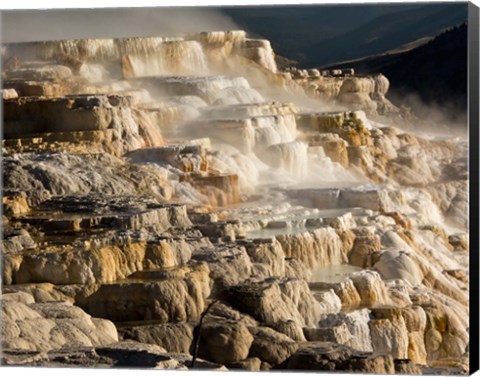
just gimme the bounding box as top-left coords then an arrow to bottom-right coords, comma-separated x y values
469,1 -> 480,375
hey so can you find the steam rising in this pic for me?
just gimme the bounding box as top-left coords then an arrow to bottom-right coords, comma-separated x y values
1,7 -> 239,43
390,91 -> 468,136
1,13 -> 468,233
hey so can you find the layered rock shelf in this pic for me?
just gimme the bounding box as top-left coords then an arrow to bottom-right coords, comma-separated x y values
1,30 -> 469,374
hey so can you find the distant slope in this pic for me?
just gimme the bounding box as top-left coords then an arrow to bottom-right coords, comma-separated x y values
326,24 -> 468,123
308,3 -> 468,67
222,4 -> 420,64
223,3 -> 467,68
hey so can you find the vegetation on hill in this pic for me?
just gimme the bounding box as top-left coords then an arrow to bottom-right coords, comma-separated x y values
223,3 -> 467,67
325,23 -> 468,125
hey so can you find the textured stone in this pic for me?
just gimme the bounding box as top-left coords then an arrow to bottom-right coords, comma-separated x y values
286,342 -> 395,373
1,292 -> 118,353
226,357 -> 262,371
195,318 -> 254,365
318,309 -> 373,352
79,263 -> 211,323
191,245 -> 253,289
118,322 -> 193,353
277,227 -> 347,269
227,277 -> 321,327
248,326 -> 298,365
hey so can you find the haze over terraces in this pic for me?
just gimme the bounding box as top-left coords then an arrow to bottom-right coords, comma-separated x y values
1,28 -> 469,374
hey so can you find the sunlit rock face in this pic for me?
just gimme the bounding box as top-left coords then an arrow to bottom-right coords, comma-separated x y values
248,326 -> 299,366
1,29 -> 469,373
226,277 -> 322,328
2,153 -> 174,206
77,263 -> 211,323
2,88 -> 19,99
118,322 -> 194,354
234,38 -> 278,73
285,67 -> 398,116
286,342 -> 395,374
194,318 -> 254,365
3,95 -> 164,156
2,292 -> 118,352
276,227 -> 347,269
5,31 -> 276,79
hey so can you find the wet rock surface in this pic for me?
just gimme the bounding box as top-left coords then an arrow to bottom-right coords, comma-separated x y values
1,31 -> 469,374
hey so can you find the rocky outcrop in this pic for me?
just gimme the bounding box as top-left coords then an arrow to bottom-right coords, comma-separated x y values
2,292 -> 117,352
2,153 -> 174,207
4,95 -> 164,156
195,318 -> 254,365
370,307 -> 409,360
191,245 -> 253,290
118,322 -> 193,353
226,277 -> 321,328
2,340 -> 226,370
277,227 -> 347,268
286,342 -> 395,374
241,238 -> 286,277
78,262 -> 211,323
248,326 -> 298,365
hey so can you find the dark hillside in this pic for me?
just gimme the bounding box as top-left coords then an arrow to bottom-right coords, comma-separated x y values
223,3 -> 467,67
223,4 -> 420,64
308,3 -> 468,66
325,23 -> 468,124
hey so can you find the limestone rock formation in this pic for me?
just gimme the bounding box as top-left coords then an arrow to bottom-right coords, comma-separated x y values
248,326 -> 299,365
1,28 -> 469,374
118,322 -> 193,353
2,292 -> 118,352
195,318 -> 254,365
286,342 -> 395,373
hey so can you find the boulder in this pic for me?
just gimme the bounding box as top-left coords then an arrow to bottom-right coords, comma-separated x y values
206,301 -> 258,327
195,318 -> 254,365
286,342 -> 394,373
241,238 -> 286,276
349,270 -> 391,307
348,233 -> 382,268
79,263 -> 211,323
271,319 -> 306,341
2,292 -> 118,353
317,309 -> 373,352
370,307 -> 409,359
226,277 -> 321,327
277,227 -> 347,269
118,322 -> 193,353
226,357 -> 262,371
191,245 -> 253,289
248,326 -> 298,365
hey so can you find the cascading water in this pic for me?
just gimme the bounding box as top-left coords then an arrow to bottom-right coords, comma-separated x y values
78,63 -> 108,82
123,40 -> 208,77
3,34 -> 399,196
36,38 -> 118,61
211,86 -> 265,105
8,36 -> 209,78
261,141 -> 309,179
209,146 -> 263,195
307,146 -> 360,183
186,30 -> 247,47
253,114 -> 297,150
114,37 -> 180,57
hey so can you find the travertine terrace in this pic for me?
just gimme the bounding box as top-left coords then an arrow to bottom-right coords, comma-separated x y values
1,31 -> 469,373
